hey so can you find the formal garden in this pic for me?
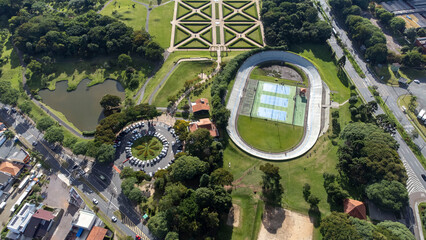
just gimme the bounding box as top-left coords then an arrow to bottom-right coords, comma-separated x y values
131,136 -> 162,160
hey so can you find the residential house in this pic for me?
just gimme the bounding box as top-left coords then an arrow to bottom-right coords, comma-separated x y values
192,98 -> 210,115
189,118 -> 219,137
7,203 -> 37,239
23,209 -> 56,239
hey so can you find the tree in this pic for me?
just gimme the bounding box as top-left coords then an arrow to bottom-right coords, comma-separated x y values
320,212 -> 361,240
210,168 -> 233,186
27,60 -> 42,76
405,28 -> 417,43
376,221 -> 415,240
4,130 -> 15,140
173,120 -> 189,140
403,50 -> 423,67
338,55 -> 346,67
390,17 -> 406,34
378,11 -> 394,25
93,206 -> 99,213
18,101 -> 32,115
170,155 -> 209,182
199,173 -> 210,187
303,183 -> 311,201
260,163 -> 284,205
186,128 -> 213,161
307,194 -> 320,207
121,177 -> 137,196
147,212 -> 169,239
118,54 -> 132,68
120,166 -> 135,179
73,141 -> 88,156
44,126 -> 64,144
128,187 -> 143,203
366,44 -> 388,64
211,106 -> 230,129
0,88 -> 19,105
165,232 -> 179,240
36,117 -> 55,131
366,180 -> 408,212
96,144 -> 115,163
100,94 -> 121,110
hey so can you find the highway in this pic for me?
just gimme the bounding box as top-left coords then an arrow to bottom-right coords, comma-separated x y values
0,103 -> 153,239
317,1 -> 426,238
226,50 -> 323,160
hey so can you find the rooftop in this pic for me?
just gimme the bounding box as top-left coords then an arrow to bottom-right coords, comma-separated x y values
0,139 -> 30,163
86,226 -> 108,240
344,199 -> 367,220
7,203 -> 37,233
189,118 -> 219,137
73,209 -> 96,230
33,209 -> 55,221
0,161 -> 23,176
0,171 -> 11,187
192,98 -> 210,113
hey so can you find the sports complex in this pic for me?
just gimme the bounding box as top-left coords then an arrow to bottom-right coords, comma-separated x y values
227,51 -> 324,160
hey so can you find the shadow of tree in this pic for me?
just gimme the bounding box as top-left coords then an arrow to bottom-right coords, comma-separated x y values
262,205 -> 285,234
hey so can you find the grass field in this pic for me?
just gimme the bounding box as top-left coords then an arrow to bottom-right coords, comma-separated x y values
182,0 -> 209,9
0,38 -> 22,90
131,136 -> 162,160
290,43 -> 351,103
223,4 -> 234,18
217,188 -> 264,240
181,13 -> 210,22
100,0 -> 147,31
229,38 -> 256,48
224,0 -> 250,9
174,27 -> 191,45
216,26 -> 221,44
201,28 -> 213,43
224,29 -> 236,44
152,61 -> 213,106
242,3 -> 258,18
148,1 -> 174,48
225,23 -> 254,33
181,23 -> 210,33
226,13 -> 254,22
201,4 -> 212,17
237,116 -> 304,152
179,39 -> 209,49
246,26 -> 263,45
177,3 -> 191,19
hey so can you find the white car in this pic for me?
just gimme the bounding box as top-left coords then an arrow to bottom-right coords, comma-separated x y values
111,216 -> 117,222
414,79 -> 420,84
92,198 -> 99,205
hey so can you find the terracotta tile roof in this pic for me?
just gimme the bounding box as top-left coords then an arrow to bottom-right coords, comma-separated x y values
192,98 -> 210,113
189,118 -> 219,137
87,226 -> 108,240
344,199 -> 367,220
0,161 -> 23,176
33,209 -> 55,221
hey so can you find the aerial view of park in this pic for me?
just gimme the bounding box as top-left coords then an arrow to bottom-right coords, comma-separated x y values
0,0 -> 425,239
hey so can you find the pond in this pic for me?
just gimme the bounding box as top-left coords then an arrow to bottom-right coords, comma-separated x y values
38,79 -> 125,132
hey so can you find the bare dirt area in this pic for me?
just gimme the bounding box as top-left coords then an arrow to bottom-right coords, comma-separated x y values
257,206 -> 313,240
261,65 -> 303,82
226,203 -> 241,227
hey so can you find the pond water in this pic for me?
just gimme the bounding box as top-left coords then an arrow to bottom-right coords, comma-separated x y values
38,79 -> 125,132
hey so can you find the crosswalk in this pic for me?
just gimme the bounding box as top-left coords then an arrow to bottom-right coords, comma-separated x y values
401,156 -> 426,195
120,212 -> 149,240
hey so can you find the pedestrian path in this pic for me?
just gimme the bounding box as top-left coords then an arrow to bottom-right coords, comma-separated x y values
402,156 -> 426,195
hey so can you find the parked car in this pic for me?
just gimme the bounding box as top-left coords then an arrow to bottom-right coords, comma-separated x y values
422,174 -> 426,182
93,198 -> 99,205
414,79 -> 420,84
111,216 -> 117,222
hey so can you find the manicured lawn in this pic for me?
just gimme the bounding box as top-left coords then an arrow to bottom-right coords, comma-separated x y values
224,0 -> 250,9
131,136 -> 162,160
216,26 -> 221,44
215,3 -> 220,19
229,38 -> 256,48
201,4 -> 212,17
181,23 -> 210,33
237,116 -> 304,152
201,28 -> 213,44
290,43 -> 351,103
177,3 -> 191,19
174,27 -> 191,45
190,81 -> 212,102
0,36 -> 22,90
152,61 -> 214,106
179,39 -> 209,49
217,188 -> 264,240
225,23 -> 254,33
181,13 -> 210,22
224,29 -> 236,44
223,4 -> 234,18
142,51 -> 213,103
243,3 -> 258,18
247,26 -> 263,45
148,1 -> 174,49
182,0 -> 209,9
226,13 -> 254,22
100,0 -> 147,31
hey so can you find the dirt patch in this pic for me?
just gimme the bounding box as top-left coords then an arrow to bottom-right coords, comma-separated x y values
226,204 -> 241,227
258,206 -> 313,240
261,65 -> 303,82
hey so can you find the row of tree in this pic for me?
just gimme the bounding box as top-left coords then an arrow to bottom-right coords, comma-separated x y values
260,0 -> 331,46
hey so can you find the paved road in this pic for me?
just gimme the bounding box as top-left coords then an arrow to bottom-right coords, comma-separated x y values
0,103 -> 153,239
317,2 -> 426,238
226,50 -> 323,160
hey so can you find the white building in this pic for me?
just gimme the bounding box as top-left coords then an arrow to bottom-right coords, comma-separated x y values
7,203 -> 37,239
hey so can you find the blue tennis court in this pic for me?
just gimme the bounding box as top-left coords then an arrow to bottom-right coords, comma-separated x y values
260,94 -> 288,107
257,107 -> 287,122
262,82 -> 291,95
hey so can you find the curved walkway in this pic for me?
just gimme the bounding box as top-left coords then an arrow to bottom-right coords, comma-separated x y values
226,51 -> 323,160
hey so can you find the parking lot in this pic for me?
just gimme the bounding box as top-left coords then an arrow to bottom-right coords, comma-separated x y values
115,120 -> 182,176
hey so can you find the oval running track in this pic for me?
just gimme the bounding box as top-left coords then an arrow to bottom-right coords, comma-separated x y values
226,50 -> 323,160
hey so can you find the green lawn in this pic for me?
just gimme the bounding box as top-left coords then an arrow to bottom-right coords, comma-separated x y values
131,136 -> 162,160
181,13 -> 210,22
181,23 -> 210,33
152,61 -> 214,106
226,13 -> 254,22
250,66 -> 307,87
201,4 -> 212,17
242,3 -> 258,18
217,188 -> 264,240
237,115 -> 304,152
177,3 -> 191,19
174,27 -> 191,45
148,1 -> 174,49
182,0 -> 209,9
229,38 -> 256,48
224,29 -> 236,44
223,4 -> 234,18
225,23 -> 254,33
190,80 -> 212,102
0,39 -> 22,90
100,0 -> 147,31
223,1 -> 250,9
216,26 -> 221,44
215,3 -> 220,19
246,26 -> 263,45
201,28 -> 213,44
179,39 -> 209,49
290,43 -> 351,103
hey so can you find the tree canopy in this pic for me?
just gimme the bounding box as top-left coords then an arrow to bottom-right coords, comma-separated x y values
100,94 -> 121,110
44,126 -> 64,144
95,144 -> 115,163
36,116 -> 56,131
260,163 -> 284,205
320,212 -> 361,240
366,180 -> 408,212
170,155 -> 209,182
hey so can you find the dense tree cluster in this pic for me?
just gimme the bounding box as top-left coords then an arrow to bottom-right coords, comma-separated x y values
0,81 -> 19,105
365,180 -> 408,212
260,0 -> 331,46
146,132 -> 233,239
95,103 -> 159,144
260,163 -> 284,205
320,212 -> 415,240
120,167 -> 151,203
11,11 -> 163,60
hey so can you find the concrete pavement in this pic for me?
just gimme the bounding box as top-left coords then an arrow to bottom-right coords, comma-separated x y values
226,50 -> 323,160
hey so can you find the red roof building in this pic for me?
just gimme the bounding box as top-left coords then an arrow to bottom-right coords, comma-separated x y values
344,199 -> 367,220
189,118 -> 219,137
33,209 -> 55,221
87,226 -> 108,240
0,161 -> 23,177
192,98 -> 210,114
